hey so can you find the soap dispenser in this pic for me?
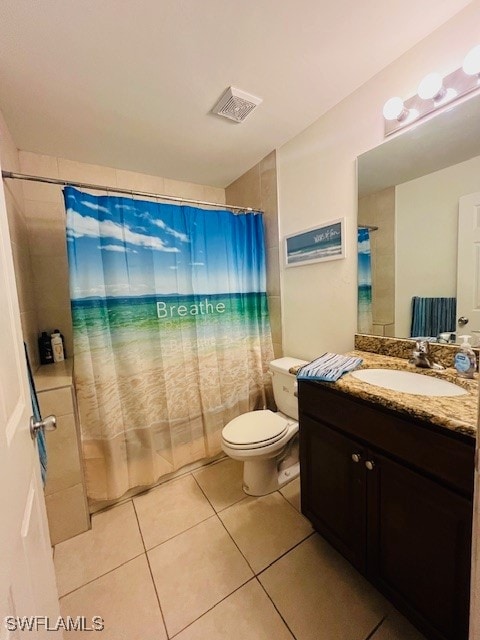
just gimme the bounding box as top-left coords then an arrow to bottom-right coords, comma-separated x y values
454,335 -> 476,378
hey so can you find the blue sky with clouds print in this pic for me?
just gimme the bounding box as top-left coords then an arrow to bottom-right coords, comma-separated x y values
64,187 -> 266,300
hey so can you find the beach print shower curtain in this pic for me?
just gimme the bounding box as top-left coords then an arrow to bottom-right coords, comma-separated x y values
65,187 -> 274,502
357,227 -> 373,334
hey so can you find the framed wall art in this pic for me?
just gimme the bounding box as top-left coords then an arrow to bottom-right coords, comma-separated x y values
284,218 -> 345,267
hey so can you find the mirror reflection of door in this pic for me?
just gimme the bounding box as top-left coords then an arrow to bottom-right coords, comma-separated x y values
457,192 -> 480,343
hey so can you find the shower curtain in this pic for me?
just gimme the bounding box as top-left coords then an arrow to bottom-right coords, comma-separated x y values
65,187 -> 274,502
357,227 -> 373,333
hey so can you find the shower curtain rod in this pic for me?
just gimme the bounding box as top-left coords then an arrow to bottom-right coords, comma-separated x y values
358,224 -> 379,231
1,171 -> 262,213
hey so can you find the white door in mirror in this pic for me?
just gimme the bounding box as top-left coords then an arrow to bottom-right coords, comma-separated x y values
457,192 -> 480,344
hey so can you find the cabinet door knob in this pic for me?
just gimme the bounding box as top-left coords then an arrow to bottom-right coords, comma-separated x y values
351,453 -> 362,463
365,460 -> 375,471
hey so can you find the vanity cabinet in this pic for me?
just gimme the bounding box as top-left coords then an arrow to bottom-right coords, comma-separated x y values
299,380 -> 474,640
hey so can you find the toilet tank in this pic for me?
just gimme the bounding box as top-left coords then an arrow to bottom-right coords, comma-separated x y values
269,357 -> 308,420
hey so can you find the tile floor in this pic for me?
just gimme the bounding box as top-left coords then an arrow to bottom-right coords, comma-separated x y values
54,457 -> 426,639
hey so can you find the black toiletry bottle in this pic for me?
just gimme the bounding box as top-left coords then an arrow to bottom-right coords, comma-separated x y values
53,329 -> 67,359
38,331 -> 54,364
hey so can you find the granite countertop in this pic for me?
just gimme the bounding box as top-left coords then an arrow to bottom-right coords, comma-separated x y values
332,351 -> 478,438
299,350 -> 478,439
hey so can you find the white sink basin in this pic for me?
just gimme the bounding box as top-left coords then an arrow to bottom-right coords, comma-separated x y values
350,368 -> 468,397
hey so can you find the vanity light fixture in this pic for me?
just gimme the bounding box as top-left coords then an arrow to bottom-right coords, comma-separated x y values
417,72 -> 458,107
382,97 -> 407,121
463,45 -> 480,77
383,44 -> 480,136
417,72 -> 445,100
382,97 -> 419,126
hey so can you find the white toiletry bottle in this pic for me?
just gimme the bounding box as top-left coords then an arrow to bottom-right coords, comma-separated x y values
454,335 -> 476,378
51,330 -> 65,363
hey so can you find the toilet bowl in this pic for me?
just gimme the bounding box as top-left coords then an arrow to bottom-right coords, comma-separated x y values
221,356 -> 307,496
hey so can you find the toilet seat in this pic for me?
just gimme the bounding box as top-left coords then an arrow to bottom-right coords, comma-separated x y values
222,410 -> 291,449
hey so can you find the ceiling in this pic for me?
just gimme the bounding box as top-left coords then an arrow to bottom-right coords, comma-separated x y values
0,0 -> 471,188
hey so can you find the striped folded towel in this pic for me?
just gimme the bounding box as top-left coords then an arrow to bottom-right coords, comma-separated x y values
296,353 -> 363,382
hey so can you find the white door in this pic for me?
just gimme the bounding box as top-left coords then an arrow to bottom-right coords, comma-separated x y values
0,175 -> 60,636
457,192 -> 480,343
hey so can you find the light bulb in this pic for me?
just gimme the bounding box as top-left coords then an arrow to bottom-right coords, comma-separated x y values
463,45 -> 480,75
417,72 -> 445,100
382,97 -> 406,121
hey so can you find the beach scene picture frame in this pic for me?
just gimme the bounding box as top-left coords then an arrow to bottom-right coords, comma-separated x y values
284,217 -> 346,267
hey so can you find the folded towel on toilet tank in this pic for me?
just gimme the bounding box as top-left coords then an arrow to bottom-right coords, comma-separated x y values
294,353 -> 363,382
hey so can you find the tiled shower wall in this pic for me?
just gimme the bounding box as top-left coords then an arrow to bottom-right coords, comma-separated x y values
225,151 -> 282,358
18,151 -> 226,358
0,112 -> 39,368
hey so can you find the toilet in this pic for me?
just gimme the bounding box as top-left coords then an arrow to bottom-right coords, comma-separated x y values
221,357 -> 308,496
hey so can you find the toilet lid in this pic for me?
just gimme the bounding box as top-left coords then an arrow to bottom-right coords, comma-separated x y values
222,410 -> 289,446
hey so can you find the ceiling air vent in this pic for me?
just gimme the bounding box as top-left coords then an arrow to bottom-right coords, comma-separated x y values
212,87 -> 262,123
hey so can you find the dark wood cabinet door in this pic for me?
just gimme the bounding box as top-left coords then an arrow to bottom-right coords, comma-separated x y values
300,416 -> 367,571
367,451 -> 472,640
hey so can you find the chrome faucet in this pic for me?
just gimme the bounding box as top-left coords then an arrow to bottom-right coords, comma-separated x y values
409,340 -> 445,370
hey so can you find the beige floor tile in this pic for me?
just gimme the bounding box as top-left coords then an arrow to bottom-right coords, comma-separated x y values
372,610 -> 426,640
54,502 -> 144,596
133,474 -> 214,550
193,458 -> 245,511
279,477 -> 301,511
45,483 -> 89,546
175,579 -> 294,640
219,492 -> 312,573
259,535 -> 391,640
60,556 -> 166,640
148,516 -> 253,637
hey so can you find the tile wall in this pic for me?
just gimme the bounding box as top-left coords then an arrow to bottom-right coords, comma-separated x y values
35,360 -> 90,544
225,151 -> 282,358
358,187 -> 395,337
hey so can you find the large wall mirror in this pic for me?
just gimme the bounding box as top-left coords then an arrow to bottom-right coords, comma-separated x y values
357,93 -> 480,345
